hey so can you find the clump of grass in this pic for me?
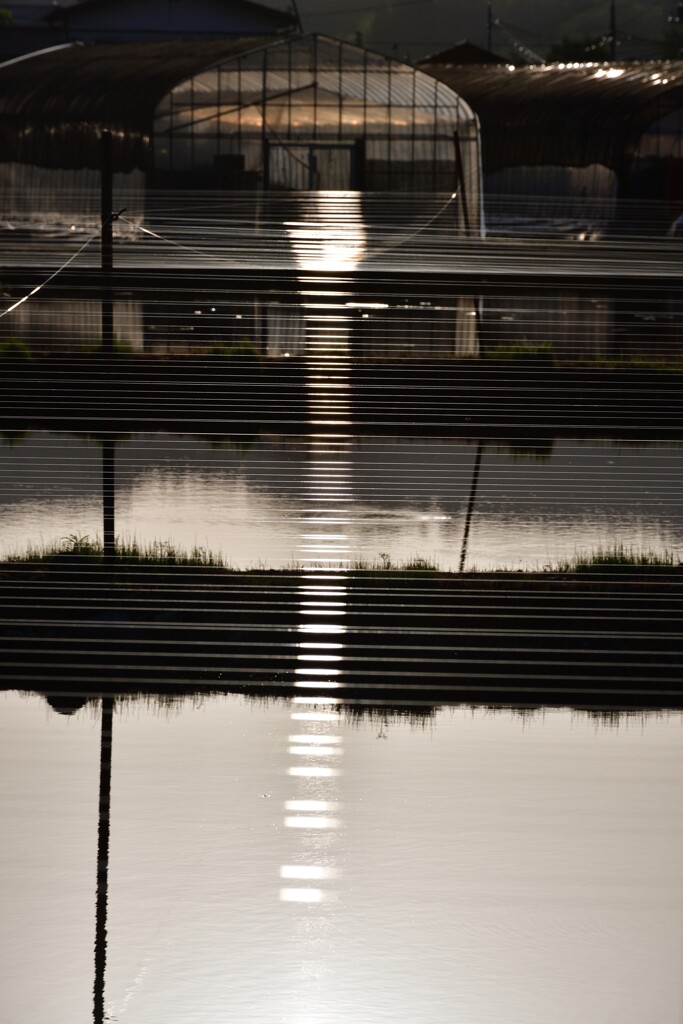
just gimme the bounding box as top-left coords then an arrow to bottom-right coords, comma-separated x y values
0,337 -> 32,365
1,425 -> 29,447
9,534 -> 230,568
483,341 -> 555,364
90,338 -> 136,357
350,552 -> 439,573
570,354 -> 683,373
205,339 -> 262,365
552,544 -> 678,574
495,441 -> 555,463
118,539 -> 227,567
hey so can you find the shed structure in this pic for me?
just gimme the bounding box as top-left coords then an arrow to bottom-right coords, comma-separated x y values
44,0 -> 297,41
0,0 -> 296,60
0,35 -> 482,232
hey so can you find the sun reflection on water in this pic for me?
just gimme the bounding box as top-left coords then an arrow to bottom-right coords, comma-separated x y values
278,194 -> 361,933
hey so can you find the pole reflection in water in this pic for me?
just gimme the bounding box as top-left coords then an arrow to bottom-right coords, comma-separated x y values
94,697 -> 113,1024
459,440 -> 484,572
101,437 -> 116,564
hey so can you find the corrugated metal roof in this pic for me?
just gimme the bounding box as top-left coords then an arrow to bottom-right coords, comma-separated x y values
421,61 -> 683,173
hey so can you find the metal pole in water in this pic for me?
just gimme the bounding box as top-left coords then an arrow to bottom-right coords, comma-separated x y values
101,129 -> 114,357
94,696 -> 113,1024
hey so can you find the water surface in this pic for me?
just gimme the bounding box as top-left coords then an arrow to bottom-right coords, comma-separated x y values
1,432 -> 681,569
2,691 -> 682,1024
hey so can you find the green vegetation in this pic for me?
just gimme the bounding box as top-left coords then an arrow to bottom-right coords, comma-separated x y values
11,535 -> 229,569
570,354 -> 683,373
0,337 -> 32,365
553,545 -> 679,574
350,552 -> 440,573
92,339 -> 136,356
483,341 -> 555,364
8,538 -> 442,574
482,343 -> 683,374
1,425 -> 29,447
6,538 -> 679,577
205,340 -> 262,365
495,441 -> 555,463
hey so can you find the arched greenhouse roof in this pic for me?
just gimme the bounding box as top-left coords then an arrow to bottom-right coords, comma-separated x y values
0,37 -> 280,168
0,35 -> 479,171
419,60 -> 683,174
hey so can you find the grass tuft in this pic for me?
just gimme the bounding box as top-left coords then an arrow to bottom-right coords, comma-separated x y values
205,340 -> 262,364
0,337 -> 32,364
6,538 -> 679,577
9,535 -> 230,568
483,341 -> 555,364
349,552 -> 440,573
552,544 -> 678,574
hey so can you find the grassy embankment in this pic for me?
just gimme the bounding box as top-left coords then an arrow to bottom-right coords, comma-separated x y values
3,539 -> 681,705
6,536 -> 679,576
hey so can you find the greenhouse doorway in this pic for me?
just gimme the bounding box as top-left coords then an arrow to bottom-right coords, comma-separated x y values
265,142 -> 363,190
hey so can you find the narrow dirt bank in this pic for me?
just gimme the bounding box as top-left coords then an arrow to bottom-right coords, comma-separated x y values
2,561 -> 681,707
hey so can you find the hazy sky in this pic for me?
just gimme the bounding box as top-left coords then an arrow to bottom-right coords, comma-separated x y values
6,0 -> 675,59
293,0 -> 673,60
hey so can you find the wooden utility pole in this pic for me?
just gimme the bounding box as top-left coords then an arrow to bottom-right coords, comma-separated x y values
101,129 -> 114,356
487,3 -> 493,53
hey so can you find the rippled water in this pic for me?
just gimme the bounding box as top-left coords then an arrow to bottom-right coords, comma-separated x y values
2,691 -> 682,1024
0,431 -> 681,569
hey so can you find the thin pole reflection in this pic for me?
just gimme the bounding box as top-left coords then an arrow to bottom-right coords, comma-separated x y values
94,696 -> 113,1024
459,440 -> 484,573
101,438 -> 116,565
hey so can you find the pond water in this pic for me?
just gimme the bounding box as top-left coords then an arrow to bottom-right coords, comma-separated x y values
0,431 -> 681,570
3,191 -> 683,1024
2,690 -> 682,1024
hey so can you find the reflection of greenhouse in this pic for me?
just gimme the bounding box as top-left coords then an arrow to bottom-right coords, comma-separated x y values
0,35 -> 482,231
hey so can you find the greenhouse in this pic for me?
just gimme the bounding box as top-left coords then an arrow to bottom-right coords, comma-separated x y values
419,58 -> 683,233
0,35 -> 482,232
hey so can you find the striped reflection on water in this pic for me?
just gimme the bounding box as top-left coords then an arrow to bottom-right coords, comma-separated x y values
280,697 -> 343,899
